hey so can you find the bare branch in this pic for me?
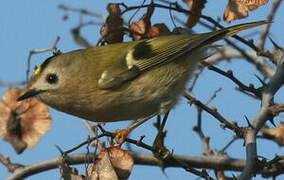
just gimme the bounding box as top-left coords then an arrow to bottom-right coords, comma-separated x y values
6,153 -> 284,180
184,93 -> 242,135
239,50 -> 284,179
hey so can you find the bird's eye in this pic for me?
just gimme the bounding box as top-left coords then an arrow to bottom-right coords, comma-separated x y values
46,73 -> 58,84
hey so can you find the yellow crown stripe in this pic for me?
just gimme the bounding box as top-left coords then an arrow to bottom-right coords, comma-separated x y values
33,66 -> 42,75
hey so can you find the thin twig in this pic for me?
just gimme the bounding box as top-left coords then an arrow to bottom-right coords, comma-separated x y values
58,4 -> 103,18
258,0 -> 283,50
0,153 -> 24,173
64,134 -> 105,154
184,92 -> 242,135
205,64 -> 262,99
221,136 -> 238,152
26,37 -> 60,82
205,88 -> 222,105
204,48 -> 275,78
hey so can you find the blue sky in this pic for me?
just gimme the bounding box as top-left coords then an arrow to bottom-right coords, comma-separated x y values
1,0 -> 284,180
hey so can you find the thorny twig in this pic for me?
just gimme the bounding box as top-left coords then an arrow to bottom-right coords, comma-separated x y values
238,46 -> 284,179
204,48 -> 275,78
184,92 -> 242,136
203,63 -> 262,99
192,89 -> 230,179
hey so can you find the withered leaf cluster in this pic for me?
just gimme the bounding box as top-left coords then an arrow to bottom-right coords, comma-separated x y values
182,0 -> 269,24
101,1 -> 270,44
0,88 -> 51,154
128,5 -> 171,40
100,3 -> 124,44
87,147 -> 134,180
101,4 -> 173,44
224,0 -> 269,22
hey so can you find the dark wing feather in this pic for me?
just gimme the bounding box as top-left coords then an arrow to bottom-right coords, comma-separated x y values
98,21 -> 267,90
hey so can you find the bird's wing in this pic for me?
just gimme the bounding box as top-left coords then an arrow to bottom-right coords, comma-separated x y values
125,34 -> 205,71
98,34 -> 202,90
98,21 -> 267,90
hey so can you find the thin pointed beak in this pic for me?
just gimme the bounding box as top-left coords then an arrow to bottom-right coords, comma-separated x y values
17,89 -> 43,101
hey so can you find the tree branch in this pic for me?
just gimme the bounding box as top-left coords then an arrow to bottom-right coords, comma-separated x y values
239,50 -> 284,179
6,153 -> 284,180
204,48 -> 275,78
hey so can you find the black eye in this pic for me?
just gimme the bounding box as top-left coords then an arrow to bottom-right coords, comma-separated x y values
46,73 -> 58,84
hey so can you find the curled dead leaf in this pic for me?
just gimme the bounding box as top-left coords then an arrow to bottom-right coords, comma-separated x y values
183,0 -> 207,27
129,5 -> 155,40
224,0 -> 269,23
147,23 -> 171,38
262,123 -> 284,146
87,147 -> 134,180
0,88 -> 51,154
100,3 -> 124,44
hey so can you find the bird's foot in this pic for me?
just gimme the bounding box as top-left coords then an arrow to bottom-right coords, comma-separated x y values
114,116 -> 153,145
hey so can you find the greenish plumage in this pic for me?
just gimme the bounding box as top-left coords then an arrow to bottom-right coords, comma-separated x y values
19,21 -> 266,122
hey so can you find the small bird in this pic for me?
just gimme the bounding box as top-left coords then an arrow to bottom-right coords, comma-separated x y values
18,21 -> 266,123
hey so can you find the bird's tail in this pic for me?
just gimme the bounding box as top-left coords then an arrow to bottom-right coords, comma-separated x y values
203,21 -> 268,45
219,20 -> 268,38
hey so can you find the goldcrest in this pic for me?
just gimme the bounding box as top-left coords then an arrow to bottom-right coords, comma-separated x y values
18,21 -> 266,122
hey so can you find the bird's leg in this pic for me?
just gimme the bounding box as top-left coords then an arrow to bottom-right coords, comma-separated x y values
115,115 -> 155,145
153,111 -> 171,161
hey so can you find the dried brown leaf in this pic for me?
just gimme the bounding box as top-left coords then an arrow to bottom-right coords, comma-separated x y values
183,0 -> 207,27
262,123 -> 284,146
129,5 -> 155,40
87,147 -> 133,180
147,23 -> 171,38
100,3 -> 124,44
0,88 -> 51,153
224,0 -> 269,23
